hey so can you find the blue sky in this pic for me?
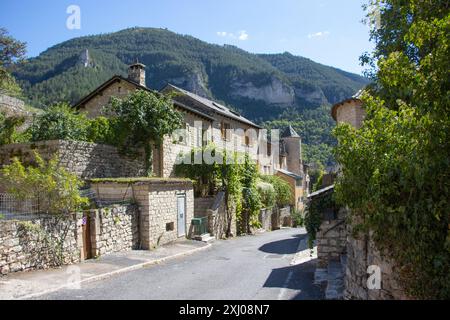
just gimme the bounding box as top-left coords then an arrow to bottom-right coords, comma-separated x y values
0,0 -> 373,74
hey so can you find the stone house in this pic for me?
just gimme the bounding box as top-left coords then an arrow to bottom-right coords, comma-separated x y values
73,63 -> 309,198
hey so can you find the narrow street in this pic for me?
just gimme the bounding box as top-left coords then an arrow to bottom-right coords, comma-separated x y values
37,228 -> 322,300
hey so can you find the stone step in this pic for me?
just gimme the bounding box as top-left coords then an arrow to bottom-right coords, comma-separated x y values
194,233 -> 215,244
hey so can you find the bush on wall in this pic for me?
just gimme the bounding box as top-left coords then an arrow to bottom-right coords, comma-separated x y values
0,152 -> 89,215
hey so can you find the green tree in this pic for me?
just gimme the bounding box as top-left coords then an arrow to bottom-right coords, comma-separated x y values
334,0 -> 450,299
0,28 -> 26,97
111,90 -> 182,176
28,102 -> 90,142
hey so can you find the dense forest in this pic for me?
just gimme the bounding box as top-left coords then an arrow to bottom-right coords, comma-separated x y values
13,27 -> 369,167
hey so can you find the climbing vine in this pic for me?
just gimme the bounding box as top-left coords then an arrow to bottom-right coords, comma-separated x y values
304,190 -> 336,249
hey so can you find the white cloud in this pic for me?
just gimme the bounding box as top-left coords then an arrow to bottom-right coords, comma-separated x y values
216,30 -> 249,41
308,31 -> 330,39
238,30 -> 249,41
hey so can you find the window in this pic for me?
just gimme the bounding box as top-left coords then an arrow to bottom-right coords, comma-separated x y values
244,135 -> 250,146
166,222 -> 175,232
296,179 -> 302,187
196,127 -> 202,147
221,122 -> 231,141
175,124 -> 188,145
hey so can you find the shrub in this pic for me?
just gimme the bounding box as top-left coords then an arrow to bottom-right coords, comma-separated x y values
86,116 -> 120,145
257,181 -> 276,209
28,103 -> 90,142
0,153 -> 89,214
0,112 -> 27,145
260,175 -> 292,207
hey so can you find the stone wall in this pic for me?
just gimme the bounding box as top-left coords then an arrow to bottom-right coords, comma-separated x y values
345,221 -> 408,300
335,100 -> 366,129
316,208 -> 347,268
0,204 -> 140,276
0,140 -> 146,179
259,208 -> 273,231
90,179 -> 195,250
89,205 -> 139,257
279,206 -> 292,227
0,94 -> 29,117
206,192 -> 237,239
258,206 -> 292,232
0,214 -> 83,275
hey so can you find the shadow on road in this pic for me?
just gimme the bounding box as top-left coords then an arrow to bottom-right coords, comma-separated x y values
263,259 -> 323,300
258,233 -> 307,255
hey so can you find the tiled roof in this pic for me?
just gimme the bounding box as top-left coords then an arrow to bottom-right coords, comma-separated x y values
163,84 -> 262,129
72,76 -> 214,121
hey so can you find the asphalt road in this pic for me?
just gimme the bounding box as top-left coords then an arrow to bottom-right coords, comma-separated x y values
38,228 -> 323,300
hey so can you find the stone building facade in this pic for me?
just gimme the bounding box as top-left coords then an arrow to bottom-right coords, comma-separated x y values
73,64 -> 300,182
89,205 -> 140,257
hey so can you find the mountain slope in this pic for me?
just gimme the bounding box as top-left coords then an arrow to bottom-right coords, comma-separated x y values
15,27 -> 368,117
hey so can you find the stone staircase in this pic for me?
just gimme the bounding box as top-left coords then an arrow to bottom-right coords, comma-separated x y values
314,255 -> 346,300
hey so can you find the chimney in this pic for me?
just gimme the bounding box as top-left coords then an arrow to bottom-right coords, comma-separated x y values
128,61 -> 146,87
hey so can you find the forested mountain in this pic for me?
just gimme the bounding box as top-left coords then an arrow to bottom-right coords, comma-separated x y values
13,27 -> 369,166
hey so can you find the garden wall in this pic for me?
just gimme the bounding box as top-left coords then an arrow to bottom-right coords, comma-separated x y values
0,214 -> 83,275
0,140 -> 146,180
345,218 -> 409,300
0,204 -> 139,276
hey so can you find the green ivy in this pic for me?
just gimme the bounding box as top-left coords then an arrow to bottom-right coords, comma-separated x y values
304,191 -> 336,249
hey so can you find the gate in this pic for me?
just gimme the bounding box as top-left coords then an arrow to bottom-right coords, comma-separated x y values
82,212 -> 93,260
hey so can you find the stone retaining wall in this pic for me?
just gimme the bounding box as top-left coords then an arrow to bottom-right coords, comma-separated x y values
0,214 -> 83,275
317,208 -> 347,268
345,221 -> 408,300
0,140 -> 146,180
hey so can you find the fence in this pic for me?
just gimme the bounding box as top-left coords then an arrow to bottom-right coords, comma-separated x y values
0,193 -> 41,220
